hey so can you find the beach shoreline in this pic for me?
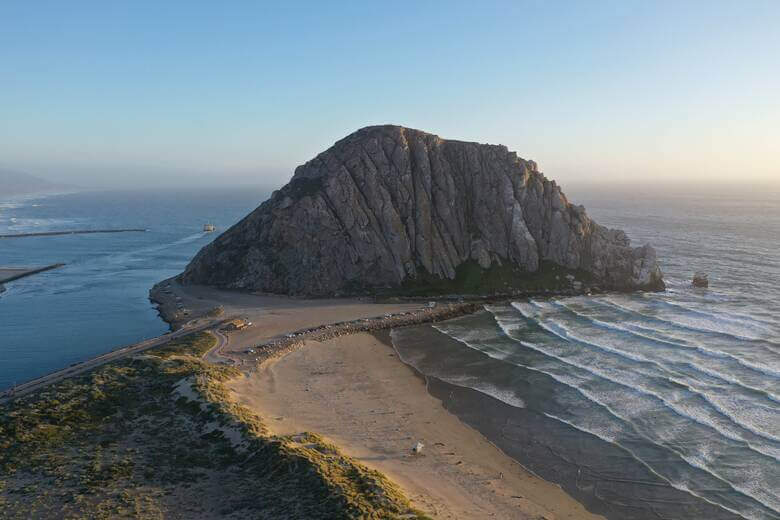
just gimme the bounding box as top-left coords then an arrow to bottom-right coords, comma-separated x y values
3,275 -> 630,518
229,331 -> 605,519
143,279 -> 607,518
3,276 -> 758,519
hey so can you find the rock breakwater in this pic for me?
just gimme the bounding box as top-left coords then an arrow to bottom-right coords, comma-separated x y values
251,302 -> 483,363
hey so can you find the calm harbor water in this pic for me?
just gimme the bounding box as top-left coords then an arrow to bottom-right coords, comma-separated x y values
0,189 -> 266,390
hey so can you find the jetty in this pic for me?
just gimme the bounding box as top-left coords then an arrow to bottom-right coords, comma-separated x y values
0,264 -> 66,285
0,228 -> 147,239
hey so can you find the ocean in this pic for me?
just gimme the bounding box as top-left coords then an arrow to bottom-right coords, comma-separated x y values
0,188 -> 266,390
1,185 -> 778,519
392,186 -> 780,520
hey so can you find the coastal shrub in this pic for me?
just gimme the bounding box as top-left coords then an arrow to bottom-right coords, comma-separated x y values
147,333 -> 217,359
0,332 -> 429,519
388,258 -> 594,297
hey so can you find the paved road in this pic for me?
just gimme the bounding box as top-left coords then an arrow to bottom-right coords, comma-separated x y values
0,319 -> 223,405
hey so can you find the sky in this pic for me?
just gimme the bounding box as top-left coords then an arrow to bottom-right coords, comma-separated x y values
1,1 -> 778,190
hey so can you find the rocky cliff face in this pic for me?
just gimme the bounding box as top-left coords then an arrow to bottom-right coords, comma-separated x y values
181,125 -> 664,296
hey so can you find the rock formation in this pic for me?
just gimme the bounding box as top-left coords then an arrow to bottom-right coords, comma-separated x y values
692,272 -> 709,288
181,125 -> 664,296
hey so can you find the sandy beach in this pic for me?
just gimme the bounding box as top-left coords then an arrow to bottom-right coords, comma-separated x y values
229,331 -> 605,520
6,276 -> 753,519
146,280 -> 605,518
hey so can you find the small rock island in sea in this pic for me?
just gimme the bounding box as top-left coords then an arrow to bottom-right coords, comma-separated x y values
182,125 -> 664,296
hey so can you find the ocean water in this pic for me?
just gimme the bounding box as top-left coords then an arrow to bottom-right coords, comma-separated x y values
0,189 -> 266,390
392,187 -> 780,520
2,185 -> 778,519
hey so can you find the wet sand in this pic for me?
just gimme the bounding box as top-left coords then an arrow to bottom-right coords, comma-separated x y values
389,322 -> 745,520
229,332 -> 605,520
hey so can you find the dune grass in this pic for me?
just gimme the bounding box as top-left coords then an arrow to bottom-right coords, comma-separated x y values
0,333 -> 429,519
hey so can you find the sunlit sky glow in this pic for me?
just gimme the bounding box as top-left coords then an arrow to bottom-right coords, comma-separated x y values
1,1 -> 778,190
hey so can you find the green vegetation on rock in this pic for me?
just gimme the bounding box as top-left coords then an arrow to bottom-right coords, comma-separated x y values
381,259 -> 596,297
0,333 -> 428,519
180,125 -> 664,296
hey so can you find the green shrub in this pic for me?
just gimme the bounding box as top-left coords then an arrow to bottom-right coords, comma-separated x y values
0,332 -> 428,519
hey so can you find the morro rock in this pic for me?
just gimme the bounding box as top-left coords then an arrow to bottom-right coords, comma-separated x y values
181,125 -> 664,296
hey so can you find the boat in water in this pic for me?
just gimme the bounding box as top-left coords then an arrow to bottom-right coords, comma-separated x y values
203,223 -> 216,232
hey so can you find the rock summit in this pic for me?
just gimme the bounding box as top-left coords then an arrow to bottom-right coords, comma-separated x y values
181,125 -> 664,296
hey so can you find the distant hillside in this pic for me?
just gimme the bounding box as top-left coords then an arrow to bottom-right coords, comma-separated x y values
0,169 -> 72,197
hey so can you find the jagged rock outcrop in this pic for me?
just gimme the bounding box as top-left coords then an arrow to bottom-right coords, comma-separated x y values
181,125 -> 664,296
692,272 -> 709,288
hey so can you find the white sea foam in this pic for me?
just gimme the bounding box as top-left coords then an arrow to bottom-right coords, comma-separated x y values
469,381 -> 527,409
554,300 -> 780,400
541,412 -> 762,520
391,328 -> 526,409
515,303 -> 780,444
492,309 -> 780,460
648,296 -> 777,333
426,309 -> 780,517
602,296 -> 780,347
445,315 -> 779,516
591,298 -> 780,378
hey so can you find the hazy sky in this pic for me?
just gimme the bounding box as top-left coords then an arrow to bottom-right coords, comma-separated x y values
1,1 -> 777,190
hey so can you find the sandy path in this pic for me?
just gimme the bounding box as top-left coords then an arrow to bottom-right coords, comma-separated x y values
203,329 -> 232,364
229,332 -> 604,520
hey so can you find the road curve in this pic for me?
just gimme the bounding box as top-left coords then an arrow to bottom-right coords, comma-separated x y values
203,328 -> 234,365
